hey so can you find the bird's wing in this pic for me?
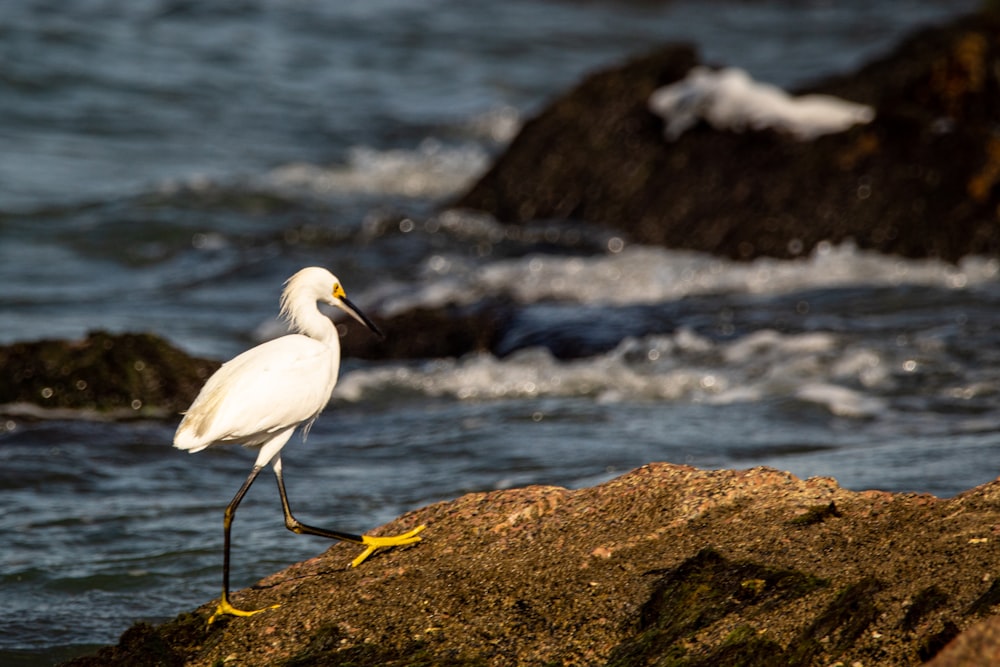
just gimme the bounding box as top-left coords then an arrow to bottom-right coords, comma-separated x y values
175,334 -> 337,450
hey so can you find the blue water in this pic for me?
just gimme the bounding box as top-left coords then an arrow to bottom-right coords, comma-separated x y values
0,0 -> 989,664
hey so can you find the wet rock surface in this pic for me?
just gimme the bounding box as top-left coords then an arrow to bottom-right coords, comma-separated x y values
454,12 -> 1000,262
61,463 -> 1000,666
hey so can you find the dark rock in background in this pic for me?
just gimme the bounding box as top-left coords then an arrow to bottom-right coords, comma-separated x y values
454,13 -> 1000,263
341,298 -> 514,360
0,331 -> 219,419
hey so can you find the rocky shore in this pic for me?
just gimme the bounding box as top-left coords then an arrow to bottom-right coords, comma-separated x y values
62,463 -> 1000,666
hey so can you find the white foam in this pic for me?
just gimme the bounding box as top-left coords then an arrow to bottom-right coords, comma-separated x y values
722,329 -> 836,364
461,105 -> 522,144
335,341 -> 721,404
367,240 -> 1000,314
794,382 -> 886,418
335,327 -> 905,419
267,138 -> 489,199
649,66 -> 874,141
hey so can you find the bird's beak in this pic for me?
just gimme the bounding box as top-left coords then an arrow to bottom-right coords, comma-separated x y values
338,295 -> 385,340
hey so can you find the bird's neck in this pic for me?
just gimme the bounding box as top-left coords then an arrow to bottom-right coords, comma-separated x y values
288,297 -> 340,348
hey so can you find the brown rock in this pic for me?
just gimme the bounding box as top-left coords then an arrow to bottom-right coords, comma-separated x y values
63,463 -> 1000,666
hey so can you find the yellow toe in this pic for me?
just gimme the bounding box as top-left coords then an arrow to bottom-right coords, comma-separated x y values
351,524 -> 426,567
207,596 -> 280,625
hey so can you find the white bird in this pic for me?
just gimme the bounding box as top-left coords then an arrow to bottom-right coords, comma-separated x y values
174,266 -> 424,624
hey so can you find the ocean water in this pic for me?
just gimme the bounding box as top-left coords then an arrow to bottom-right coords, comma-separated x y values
0,0 -> 990,663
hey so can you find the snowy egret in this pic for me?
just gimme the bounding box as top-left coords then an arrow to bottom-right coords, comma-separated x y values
174,267 -> 424,624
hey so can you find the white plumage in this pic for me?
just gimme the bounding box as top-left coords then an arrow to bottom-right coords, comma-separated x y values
174,266 -> 424,624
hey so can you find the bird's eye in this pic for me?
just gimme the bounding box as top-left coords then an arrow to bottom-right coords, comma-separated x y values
332,284 -> 346,299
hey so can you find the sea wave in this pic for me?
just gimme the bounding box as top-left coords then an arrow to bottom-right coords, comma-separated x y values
366,239 -> 1000,315
265,138 -> 491,199
334,326 -> 948,419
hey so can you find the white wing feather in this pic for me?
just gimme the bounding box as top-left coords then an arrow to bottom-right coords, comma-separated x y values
174,334 -> 338,452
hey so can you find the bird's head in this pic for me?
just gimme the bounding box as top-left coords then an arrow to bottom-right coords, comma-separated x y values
327,278 -> 385,340
282,267 -> 385,340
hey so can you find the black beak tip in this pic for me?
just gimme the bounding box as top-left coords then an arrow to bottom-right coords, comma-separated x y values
340,294 -> 386,342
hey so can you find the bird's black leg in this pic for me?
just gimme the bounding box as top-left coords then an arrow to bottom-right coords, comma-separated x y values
273,459 -> 364,543
208,464 -> 278,624
272,457 -> 425,567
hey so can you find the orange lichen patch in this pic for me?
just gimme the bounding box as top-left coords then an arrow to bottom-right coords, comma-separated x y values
968,136 -> 1000,203
490,486 -> 569,533
930,32 -> 989,118
837,131 -> 881,171
590,546 -> 614,560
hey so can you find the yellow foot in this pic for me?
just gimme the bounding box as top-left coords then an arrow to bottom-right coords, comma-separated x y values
351,524 -> 426,568
207,596 -> 280,626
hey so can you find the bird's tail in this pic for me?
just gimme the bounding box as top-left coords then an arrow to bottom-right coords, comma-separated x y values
173,416 -> 211,453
